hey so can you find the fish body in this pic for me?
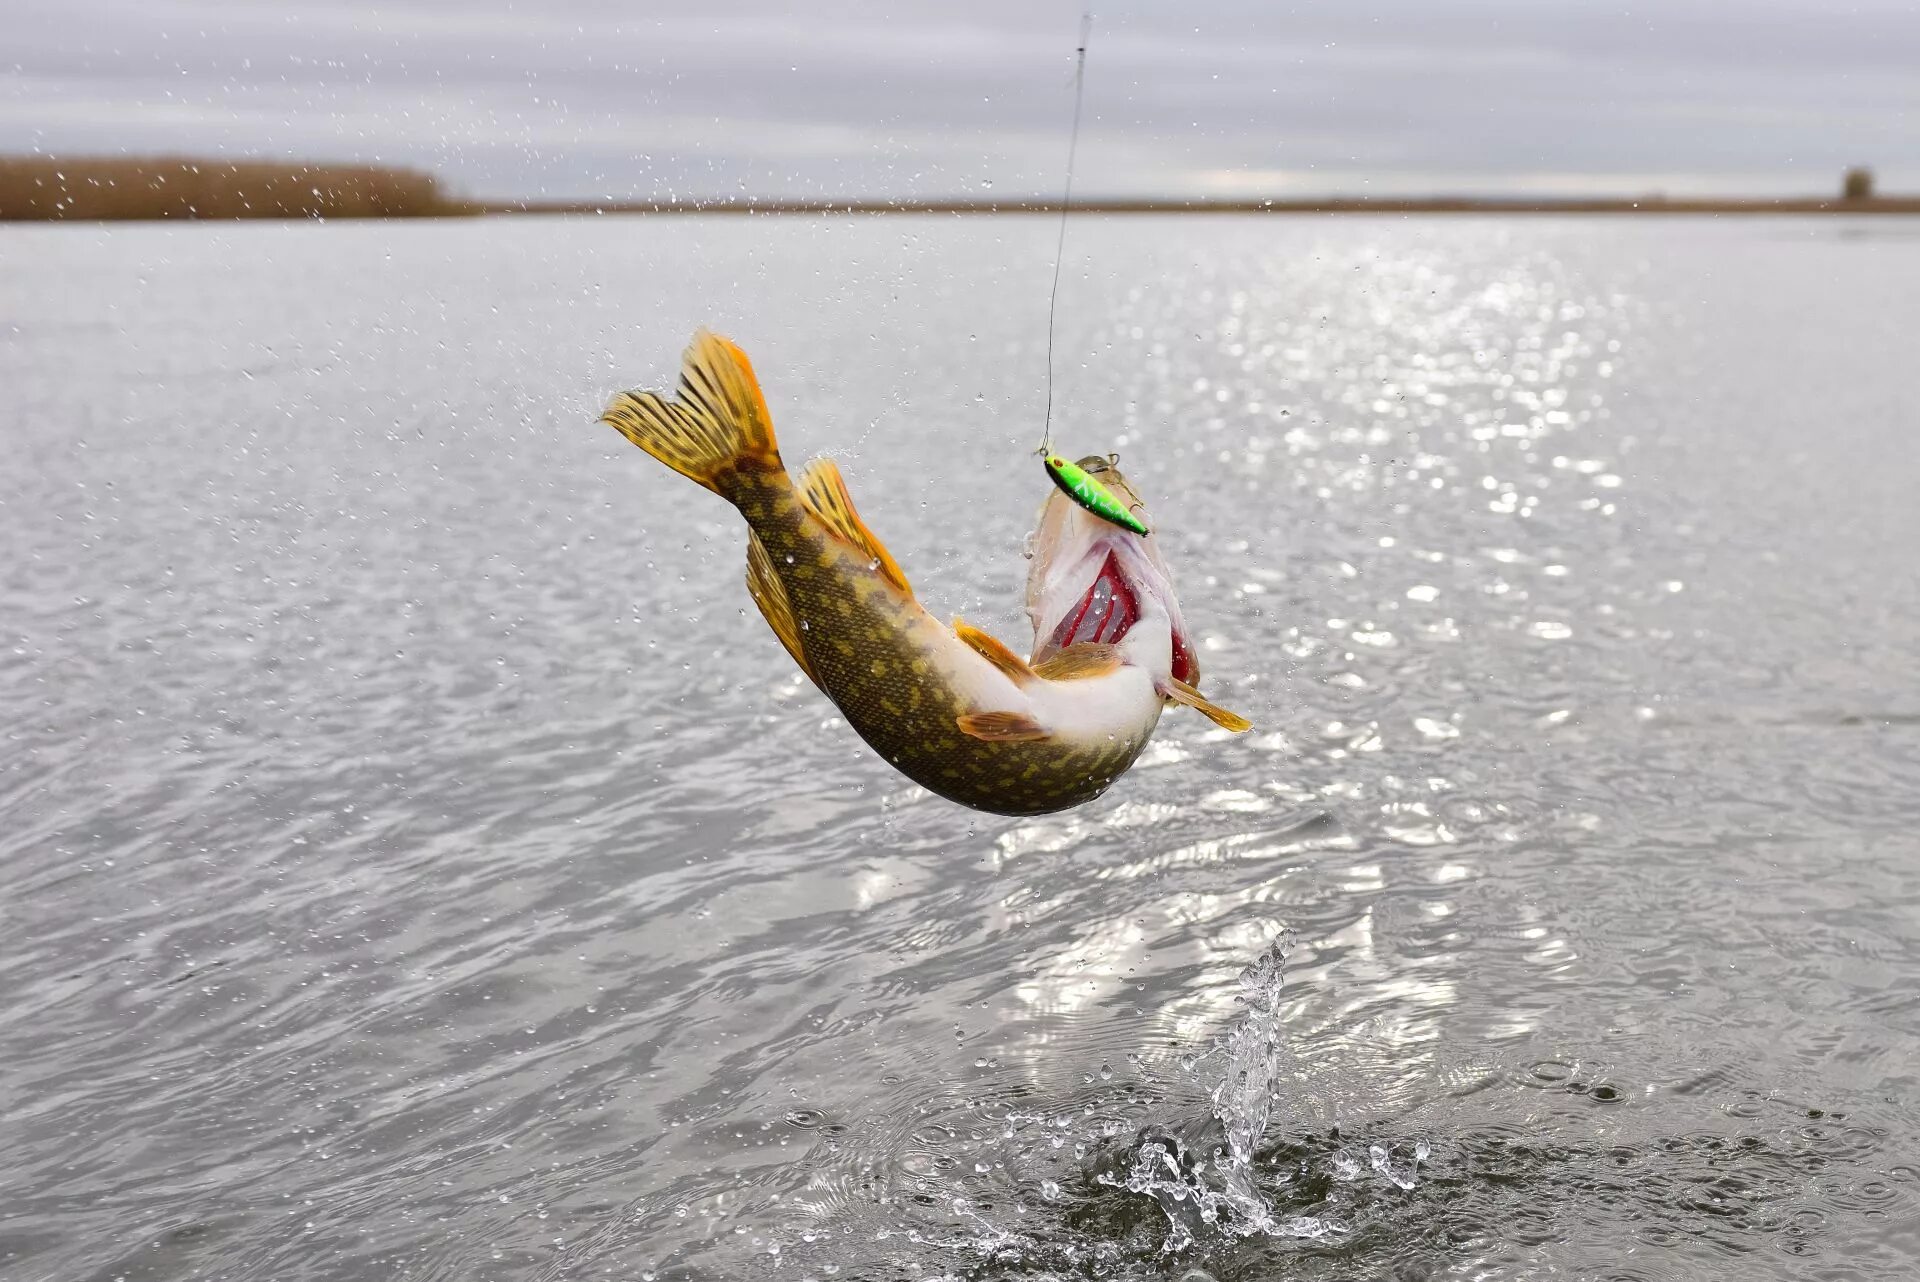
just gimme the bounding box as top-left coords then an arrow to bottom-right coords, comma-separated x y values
601,331 -> 1248,816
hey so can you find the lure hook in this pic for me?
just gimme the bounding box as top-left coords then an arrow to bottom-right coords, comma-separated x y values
1044,452 -> 1150,538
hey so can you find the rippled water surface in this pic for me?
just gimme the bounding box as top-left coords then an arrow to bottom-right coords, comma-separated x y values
4,215 -> 1919,1280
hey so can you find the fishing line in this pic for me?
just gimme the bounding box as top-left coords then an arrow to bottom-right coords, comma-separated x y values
1032,10 -> 1147,537
1038,6 -> 1093,459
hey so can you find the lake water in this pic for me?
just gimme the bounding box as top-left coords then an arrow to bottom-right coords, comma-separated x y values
3,214 -> 1918,1280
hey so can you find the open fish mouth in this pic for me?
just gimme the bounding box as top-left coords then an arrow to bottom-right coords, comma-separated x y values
1048,548 -> 1198,684
1026,453 -> 1200,687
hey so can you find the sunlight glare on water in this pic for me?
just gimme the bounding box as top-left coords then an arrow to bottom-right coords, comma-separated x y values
2,215 -> 1919,1279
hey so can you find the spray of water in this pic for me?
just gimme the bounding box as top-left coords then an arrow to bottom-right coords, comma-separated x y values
1095,934 -> 1427,1253
1211,938 -> 1289,1226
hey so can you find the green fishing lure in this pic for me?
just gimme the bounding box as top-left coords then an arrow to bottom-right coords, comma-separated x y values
1043,454 -> 1151,537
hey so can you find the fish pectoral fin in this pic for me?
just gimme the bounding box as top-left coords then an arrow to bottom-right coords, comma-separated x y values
796,457 -> 911,594
953,618 -> 1036,684
1031,642 -> 1122,681
956,710 -> 1051,743
746,531 -> 817,684
1163,678 -> 1253,732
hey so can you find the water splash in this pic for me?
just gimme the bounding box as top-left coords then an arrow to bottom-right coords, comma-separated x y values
1094,934 -> 1425,1252
1211,937 -> 1290,1227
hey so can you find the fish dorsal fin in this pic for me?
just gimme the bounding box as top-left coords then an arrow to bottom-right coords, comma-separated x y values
746,531 -> 816,684
1163,678 -> 1253,732
1032,642 -> 1122,682
956,710 -> 1050,742
953,618 -> 1035,684
796,458 -> 910,594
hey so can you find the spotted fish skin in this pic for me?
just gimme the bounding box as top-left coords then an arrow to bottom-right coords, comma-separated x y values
600,330 -> 1243,816
724,470 -> 1150,814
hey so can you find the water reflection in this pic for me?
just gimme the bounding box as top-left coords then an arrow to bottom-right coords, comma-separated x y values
2,216 -> 1917,1279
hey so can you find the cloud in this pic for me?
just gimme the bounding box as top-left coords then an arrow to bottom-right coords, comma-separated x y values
7,0 -> 1917,199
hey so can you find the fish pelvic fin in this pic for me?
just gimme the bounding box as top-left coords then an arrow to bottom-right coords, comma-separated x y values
796,458 -> 910,594
1162,678 -> 1253,732
600,329 -> 780,498
956,710 -> 1050,743
746,531 -> 816,685
953,618 -> 1035,684
1031,642 -> 1122,682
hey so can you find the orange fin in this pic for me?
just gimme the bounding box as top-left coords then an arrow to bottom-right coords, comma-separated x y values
796,458 -> 910,594
956,710 -> 1050,743
601,329 -> 780,497
1163,678 -> 1253,732
954,618 -> 1034,684
745,532 -> 815,684
1032,642 -> 1122,681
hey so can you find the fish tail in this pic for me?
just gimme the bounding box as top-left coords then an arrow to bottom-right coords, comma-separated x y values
600,330 -> 783,499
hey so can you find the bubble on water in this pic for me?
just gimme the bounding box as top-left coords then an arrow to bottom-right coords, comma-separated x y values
1368,1140 -> 1425,1190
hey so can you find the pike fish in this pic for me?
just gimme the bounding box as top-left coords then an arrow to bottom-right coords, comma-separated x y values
600,330 -> 1250,816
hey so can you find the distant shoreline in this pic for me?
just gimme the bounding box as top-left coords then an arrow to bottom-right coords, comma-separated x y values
8,196 -> 1919,223
477,196 -> 1920,217
5,156 -> 1917,222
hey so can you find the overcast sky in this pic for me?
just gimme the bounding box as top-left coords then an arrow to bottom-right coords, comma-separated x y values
7,0 -> 1917,201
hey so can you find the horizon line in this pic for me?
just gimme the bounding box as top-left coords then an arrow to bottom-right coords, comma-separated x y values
5,155 -> 1916,222
476,194 -> 1920,216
